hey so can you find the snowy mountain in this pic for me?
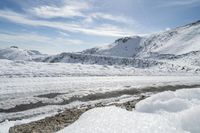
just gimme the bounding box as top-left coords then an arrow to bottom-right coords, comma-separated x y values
38,20 -> 200,73
0,46 -> 46,61
83,20 -> 200,58
0,20 -> 200,74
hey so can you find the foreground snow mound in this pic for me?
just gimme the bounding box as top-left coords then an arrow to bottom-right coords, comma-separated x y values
135,88 -> 200,133
58,107 -> 185,133
136,88 -> 200,113
58,88 -> 200,133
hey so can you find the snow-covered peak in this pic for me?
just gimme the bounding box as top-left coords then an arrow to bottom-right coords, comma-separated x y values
83,36 -> 142,57
0,46 -> 44,61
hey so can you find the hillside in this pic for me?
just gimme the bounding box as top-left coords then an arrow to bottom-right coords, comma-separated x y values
0,46 -> 45,61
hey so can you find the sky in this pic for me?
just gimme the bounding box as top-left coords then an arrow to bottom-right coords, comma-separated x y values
0,0 -> 200,54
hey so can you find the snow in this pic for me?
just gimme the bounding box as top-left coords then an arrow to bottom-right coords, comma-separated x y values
136,88 -> 200,133
135,89 -> 200,113
58,106 -> 185,133
58,88 -> 200,133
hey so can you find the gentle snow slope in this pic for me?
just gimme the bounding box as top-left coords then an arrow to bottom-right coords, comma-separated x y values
58,88 -> 200,133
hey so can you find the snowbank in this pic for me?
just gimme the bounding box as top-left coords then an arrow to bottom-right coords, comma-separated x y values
58,88 -> 200,133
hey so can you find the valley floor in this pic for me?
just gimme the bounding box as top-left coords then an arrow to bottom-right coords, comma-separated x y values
0,75 -> 200,133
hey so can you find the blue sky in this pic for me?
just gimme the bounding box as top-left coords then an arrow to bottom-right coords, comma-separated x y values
0,0 -> 200,54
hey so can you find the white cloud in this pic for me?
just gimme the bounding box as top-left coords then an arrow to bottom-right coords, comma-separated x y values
158,0 -> 200,7
29,0 -> 135,25
30,1 -> 89,18
85,12 -> 135,25
58,31 -> 70,37
0,10 -> 134,37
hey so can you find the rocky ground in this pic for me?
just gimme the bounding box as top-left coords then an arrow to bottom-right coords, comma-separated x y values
9,95 -> 146,133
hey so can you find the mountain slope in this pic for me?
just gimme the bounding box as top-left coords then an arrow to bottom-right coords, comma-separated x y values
83,20 -> 200,58
147,21 -> 200,55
